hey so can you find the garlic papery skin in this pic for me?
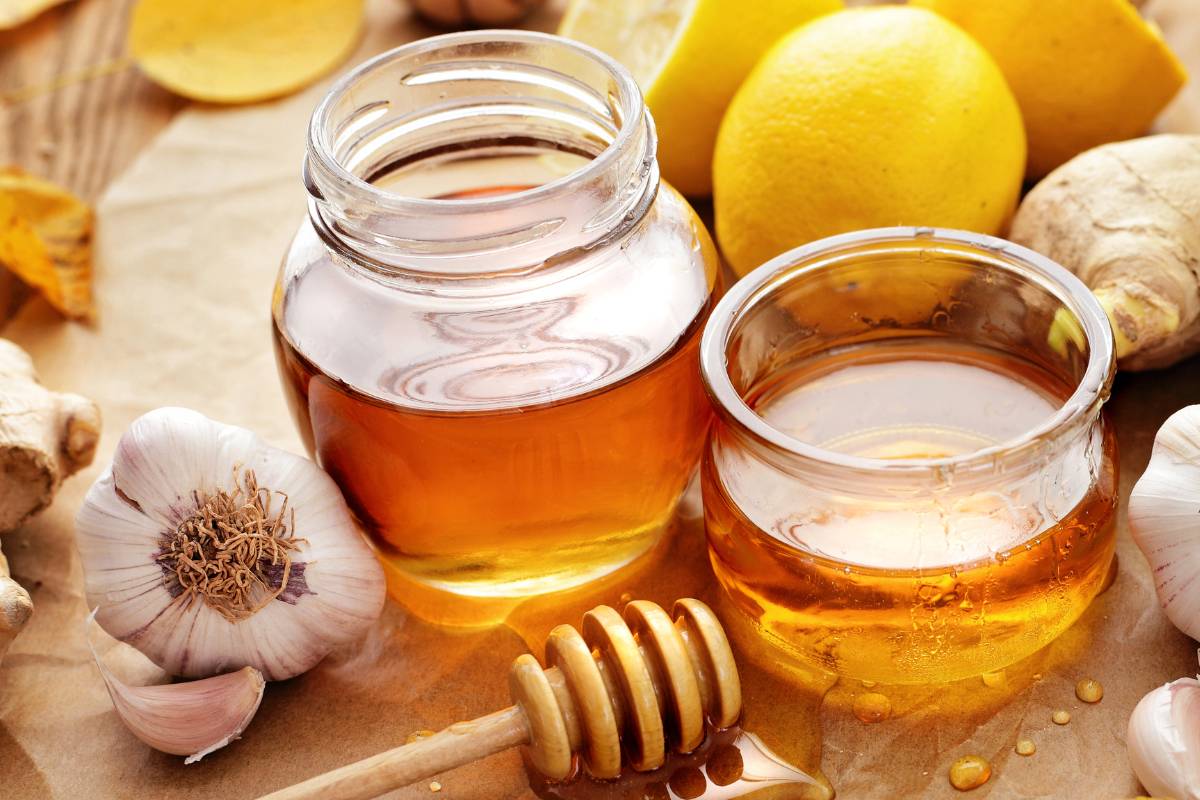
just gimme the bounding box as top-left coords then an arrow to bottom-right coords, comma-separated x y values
1130,405 -> 1200,641
75,407 -> 386,680
88,611 -> 266,763
1127,677 -> 1200,800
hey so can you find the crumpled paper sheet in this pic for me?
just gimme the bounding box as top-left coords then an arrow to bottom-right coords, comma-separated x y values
1,1 -> 1199,798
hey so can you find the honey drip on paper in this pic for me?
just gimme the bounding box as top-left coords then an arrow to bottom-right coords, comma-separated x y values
852,693 -> 892,724
527,727 -> 831,800
948,755 -> 991,791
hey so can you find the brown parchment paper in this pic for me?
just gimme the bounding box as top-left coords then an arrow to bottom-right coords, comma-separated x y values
2,1 -> 1200,798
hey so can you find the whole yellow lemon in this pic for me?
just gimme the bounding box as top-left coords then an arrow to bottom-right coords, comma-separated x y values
912,0 -> 1186,178
713,6 -> 1026,276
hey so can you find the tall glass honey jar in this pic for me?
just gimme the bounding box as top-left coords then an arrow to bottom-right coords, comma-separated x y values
273,32 -> 718,601
700,228 -> 1117,684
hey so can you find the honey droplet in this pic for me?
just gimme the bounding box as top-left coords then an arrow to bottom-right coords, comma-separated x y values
705,743 -> 745,787
853,692 -> 892,723
981,670 -> 1006,688
619,591 -> 634,606
1075,678 -> 1103,704
1015,739 -> 1036,756
429,781 -> 442,793
406,729 -> 436,744
1052,709 -> 1071,725
949,755 -> 992,791
667,766 -> 707,800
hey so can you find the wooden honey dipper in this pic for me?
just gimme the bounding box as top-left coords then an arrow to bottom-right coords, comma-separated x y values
259,598 -> 741,800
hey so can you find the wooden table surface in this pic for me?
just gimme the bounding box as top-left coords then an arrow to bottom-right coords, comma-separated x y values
0,0 -> 183,320
0,0 -> 181,201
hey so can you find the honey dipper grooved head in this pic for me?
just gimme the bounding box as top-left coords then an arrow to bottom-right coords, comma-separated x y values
508,598 -> 742,781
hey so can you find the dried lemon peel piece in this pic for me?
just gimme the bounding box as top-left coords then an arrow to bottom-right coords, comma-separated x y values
0,168 -> 95,320
0,0 -> 69,29
128,0 -> 365,104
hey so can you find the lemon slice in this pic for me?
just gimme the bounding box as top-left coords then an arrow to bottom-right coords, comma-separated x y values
559,1 -> 692,85
129,0 -> 364,104
559,0 -> 841,197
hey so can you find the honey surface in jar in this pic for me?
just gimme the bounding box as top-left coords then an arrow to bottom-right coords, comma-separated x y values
704,338 -> 1117,684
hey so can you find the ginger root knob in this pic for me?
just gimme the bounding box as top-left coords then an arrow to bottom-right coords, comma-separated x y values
1011,134 -> 1200,371
0,337 -> 100,663
0,338 -> 100,531
0,548 -> 32,665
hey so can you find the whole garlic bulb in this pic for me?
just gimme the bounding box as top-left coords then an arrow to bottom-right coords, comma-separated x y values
410,0 -> 546,28
1127,677 -> 1200,800
76,407 -> 386,681
1130,405 -> 1200,640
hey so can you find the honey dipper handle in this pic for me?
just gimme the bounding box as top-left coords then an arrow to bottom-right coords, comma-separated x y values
257,705 -> 530,800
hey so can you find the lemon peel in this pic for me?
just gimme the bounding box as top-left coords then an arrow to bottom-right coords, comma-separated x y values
0,168 -> 94,320
713,6 -> 1025,276
913,0 -> 1187,177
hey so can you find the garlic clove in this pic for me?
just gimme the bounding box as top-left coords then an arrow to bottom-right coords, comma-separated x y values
88,611 -> 265,763
1129,405 -> 1200,642
76,407 -> 386,680
1127,677 -> 1200,800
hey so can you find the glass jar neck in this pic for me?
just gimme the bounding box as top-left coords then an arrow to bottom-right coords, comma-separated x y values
304,31 -> 657,277
701,227 -> 1116,493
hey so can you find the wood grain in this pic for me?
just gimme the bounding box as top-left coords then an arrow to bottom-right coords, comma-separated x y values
0,0 -> 182,199
0,0 -> 184,324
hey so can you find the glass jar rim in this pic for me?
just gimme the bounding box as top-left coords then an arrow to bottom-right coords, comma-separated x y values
700,227 -> 1116,477
307,29 -> 646,218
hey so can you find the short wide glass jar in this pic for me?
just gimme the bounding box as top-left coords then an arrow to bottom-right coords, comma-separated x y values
273,32 -> 717,600
701,228 -> 1117,684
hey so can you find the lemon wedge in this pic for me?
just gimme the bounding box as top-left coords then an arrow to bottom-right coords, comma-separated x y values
559,0 -> 841,197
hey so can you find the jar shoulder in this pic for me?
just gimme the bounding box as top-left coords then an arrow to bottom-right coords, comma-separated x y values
274,186 -> 718,411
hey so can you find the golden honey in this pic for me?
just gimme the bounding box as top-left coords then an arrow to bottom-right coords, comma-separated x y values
274,307 -> 711,596
948,755 -> 992,791
704,341 -> 1117,684
699,229 -> 1118,684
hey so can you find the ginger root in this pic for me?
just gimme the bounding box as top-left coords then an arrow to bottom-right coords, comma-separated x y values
0,337 -> 100,662
1010,134 -> 1200,371
0,547 -> 31,665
